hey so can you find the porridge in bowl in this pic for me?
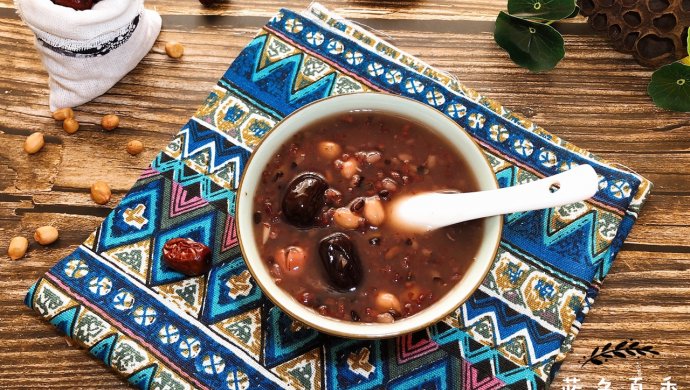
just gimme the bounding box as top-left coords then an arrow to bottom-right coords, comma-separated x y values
252,110 -> 485,324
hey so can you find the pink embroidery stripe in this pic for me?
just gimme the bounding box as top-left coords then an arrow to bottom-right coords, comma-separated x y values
139,165 -> 161,179
170,181 -> 209,217
397,333 -> 439,364
462,359 -> 506,390
222,214 -> 238,251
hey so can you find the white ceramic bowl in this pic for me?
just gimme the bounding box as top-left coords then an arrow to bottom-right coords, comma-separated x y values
236,92 -> 502,339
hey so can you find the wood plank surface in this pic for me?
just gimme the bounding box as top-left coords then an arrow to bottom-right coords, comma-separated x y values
0,0 -> 688,389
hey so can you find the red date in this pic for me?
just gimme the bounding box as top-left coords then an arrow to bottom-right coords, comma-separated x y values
51,0 -> 97,10
162,238 -> 212,276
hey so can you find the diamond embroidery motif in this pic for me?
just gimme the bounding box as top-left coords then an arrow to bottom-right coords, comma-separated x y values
347,347 -> 375,379
123,204 -> 148,229
225,270 -> 253,299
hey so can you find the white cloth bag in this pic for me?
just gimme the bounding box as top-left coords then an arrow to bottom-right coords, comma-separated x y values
15,0 -> 161,111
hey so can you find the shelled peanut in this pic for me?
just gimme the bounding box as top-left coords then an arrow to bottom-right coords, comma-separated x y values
34,226 -> 59,245
7,236 -> 29,260
101,114 -> 119,131
24,132 -> 45,154
90,181 -> 112,205
126,140 -> 144,155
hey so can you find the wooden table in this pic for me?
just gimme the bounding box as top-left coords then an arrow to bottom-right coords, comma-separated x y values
0,1 -> 688,388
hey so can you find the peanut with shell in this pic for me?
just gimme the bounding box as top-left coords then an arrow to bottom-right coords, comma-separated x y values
34,226 -> 59,245
8,236 -> 29,260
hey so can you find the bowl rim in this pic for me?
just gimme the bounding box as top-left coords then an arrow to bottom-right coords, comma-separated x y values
235,92 -> 502,339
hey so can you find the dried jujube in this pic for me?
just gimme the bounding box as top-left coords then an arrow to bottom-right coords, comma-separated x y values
281,172 -> 328,228
318,233 -> 362,290
162,238 -> 211,276
52,0 -> 98,10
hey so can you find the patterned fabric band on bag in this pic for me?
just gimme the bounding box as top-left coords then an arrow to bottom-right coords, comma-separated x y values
37,14 -> 142,58
25,4 -> 652,390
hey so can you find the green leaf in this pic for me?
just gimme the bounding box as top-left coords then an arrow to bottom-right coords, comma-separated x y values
507,0 -> 576,21
648,62 -> 690,112
686,28 -> 689,57
565,5 -> 580,19
494,12 -> 565,72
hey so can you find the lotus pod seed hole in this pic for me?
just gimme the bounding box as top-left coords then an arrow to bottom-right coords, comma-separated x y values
592,13 -> 608,31
649,0 -> 670,12
623,11 -> 642,28
652,14 -> 677,32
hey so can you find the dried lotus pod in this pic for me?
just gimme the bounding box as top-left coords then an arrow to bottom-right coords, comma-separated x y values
578,0 -> 690,68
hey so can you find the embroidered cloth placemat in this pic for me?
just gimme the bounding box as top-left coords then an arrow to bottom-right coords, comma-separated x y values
25,4 -> 652,389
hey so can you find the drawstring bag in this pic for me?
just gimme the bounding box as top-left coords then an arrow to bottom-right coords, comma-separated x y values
15,0 -> 161,111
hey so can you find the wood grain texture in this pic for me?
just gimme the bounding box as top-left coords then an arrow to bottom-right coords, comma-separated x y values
0,0 -> 509,20
0,0 -> 688,389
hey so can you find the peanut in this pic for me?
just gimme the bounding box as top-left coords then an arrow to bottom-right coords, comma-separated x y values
52,108 -> 74,121
34,226 -> 58,245
425,155 -> 438,169
165,41 -> 185,58
275,246 -> 306,273
318,141 -> 342,160
375,291 -> 401,313
8,236 -> 28,260
333,207 -> 362,229
63,118 -> 79,134
381,178 -> 398,192
365,151 -> 382,164
398,153 -> 413,162
376,312 -> 395,323
90,181 -> 112,205
101,114 -> 119,131
24,132 -> 45,154
363,196 -> 385,226
340,158 -> 359,179
126,140 -> 144,155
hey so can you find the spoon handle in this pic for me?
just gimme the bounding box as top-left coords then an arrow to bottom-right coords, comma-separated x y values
394,164 -> 599,231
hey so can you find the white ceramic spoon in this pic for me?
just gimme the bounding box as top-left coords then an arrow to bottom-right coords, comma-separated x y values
389,164 -> 600,233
